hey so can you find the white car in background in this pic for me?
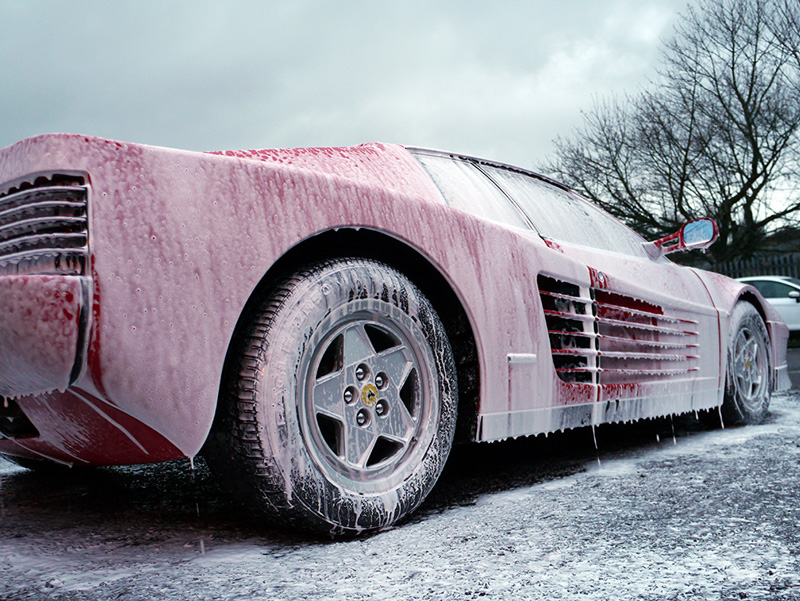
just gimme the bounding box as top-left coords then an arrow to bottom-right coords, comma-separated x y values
738,276 -> 800,333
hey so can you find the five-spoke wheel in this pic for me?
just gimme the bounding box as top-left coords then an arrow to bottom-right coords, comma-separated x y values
722,302 -> 771,425
302,316 -> 432,491
204,258 -> 457,534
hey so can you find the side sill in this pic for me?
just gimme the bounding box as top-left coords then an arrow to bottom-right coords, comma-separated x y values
478,388 -> 722,442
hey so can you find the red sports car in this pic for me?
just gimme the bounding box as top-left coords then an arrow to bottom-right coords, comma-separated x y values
0,134 -> 790,534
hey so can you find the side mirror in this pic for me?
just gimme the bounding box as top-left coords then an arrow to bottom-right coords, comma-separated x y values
644,218 -> 719,258
681,218 -> 718,249
790,290 -> 800,303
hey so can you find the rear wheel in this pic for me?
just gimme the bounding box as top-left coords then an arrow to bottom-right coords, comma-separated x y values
204,258 -> 457,535
721,302 -> 771,425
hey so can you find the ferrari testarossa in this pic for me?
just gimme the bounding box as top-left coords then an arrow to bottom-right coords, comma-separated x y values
0,134 -> 791,534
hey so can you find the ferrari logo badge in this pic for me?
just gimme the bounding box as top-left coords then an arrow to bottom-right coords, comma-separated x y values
362,383 -> 378,406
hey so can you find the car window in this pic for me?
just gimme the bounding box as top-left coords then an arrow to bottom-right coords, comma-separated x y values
480,164 -> 650,258
751,280 -> 797,299
412,153 -> 530,229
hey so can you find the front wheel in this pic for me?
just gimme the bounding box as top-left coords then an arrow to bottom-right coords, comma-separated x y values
204,258 -> 457,535
721,302 -> 772,425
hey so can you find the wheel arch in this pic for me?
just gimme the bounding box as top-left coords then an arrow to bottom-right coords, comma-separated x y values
218,228 -> 481,443
735,289 -> 774,362
737,290 -> 769,327
736,289 -> 781,389
720,299 -> 773,424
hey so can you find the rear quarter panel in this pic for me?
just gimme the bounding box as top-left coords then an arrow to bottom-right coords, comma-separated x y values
690,268 -> 791,392
0,135 -> 558,459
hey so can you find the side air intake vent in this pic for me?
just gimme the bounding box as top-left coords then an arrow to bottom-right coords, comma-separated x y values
538,275 -> 699,385
0,172 -> 89,276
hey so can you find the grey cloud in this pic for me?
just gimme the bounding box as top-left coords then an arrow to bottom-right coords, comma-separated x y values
1,0 -> 690,167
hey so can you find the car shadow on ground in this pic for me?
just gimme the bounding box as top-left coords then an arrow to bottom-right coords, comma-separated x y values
4,348 -> 797,547
0,409 -> 728,545
415,408 -> 722,519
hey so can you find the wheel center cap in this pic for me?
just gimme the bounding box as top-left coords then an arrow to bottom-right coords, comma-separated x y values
362,383 -> 378,407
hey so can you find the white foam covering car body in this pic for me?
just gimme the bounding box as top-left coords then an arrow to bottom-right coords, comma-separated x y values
0,134 -> 791,534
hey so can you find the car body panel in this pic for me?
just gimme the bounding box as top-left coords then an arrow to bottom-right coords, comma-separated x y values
697,271 -> 791,391
478,236 -> 724,440
0,134 -> 791,466
6,388 -> 182,466
0,275 -> 86,397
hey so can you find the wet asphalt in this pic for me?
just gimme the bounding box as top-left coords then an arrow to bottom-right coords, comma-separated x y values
787,345 -> 800,389
1,349 -> 799,601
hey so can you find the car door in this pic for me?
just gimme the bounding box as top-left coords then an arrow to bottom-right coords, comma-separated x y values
478,163 -> 723,424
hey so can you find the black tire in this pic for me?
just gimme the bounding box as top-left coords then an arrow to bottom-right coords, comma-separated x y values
204,258 -> 457,535
720,302 -> 772,425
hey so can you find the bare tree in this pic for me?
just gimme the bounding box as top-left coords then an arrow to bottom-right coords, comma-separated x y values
547,0 -> 800,264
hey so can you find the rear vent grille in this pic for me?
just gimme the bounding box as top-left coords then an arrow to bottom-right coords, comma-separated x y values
538,275 -> 699,385
0,173 -> 89,276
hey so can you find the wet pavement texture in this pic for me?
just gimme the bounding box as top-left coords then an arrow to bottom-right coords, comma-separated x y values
1,351 -> 799,601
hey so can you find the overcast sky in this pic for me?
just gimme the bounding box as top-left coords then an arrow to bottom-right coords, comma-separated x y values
1,0 -> 691,169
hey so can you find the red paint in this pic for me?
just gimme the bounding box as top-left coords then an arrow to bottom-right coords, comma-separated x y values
0,387 -> 183,465
0,133 -> 788,463
555,381 -> 596,406
594,289 -> 663,316
601,382 -> 639,396
588,267 -> 609,290
0,275 -> 83,397
86,262 -> 108,399
544,239 -> 563,253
